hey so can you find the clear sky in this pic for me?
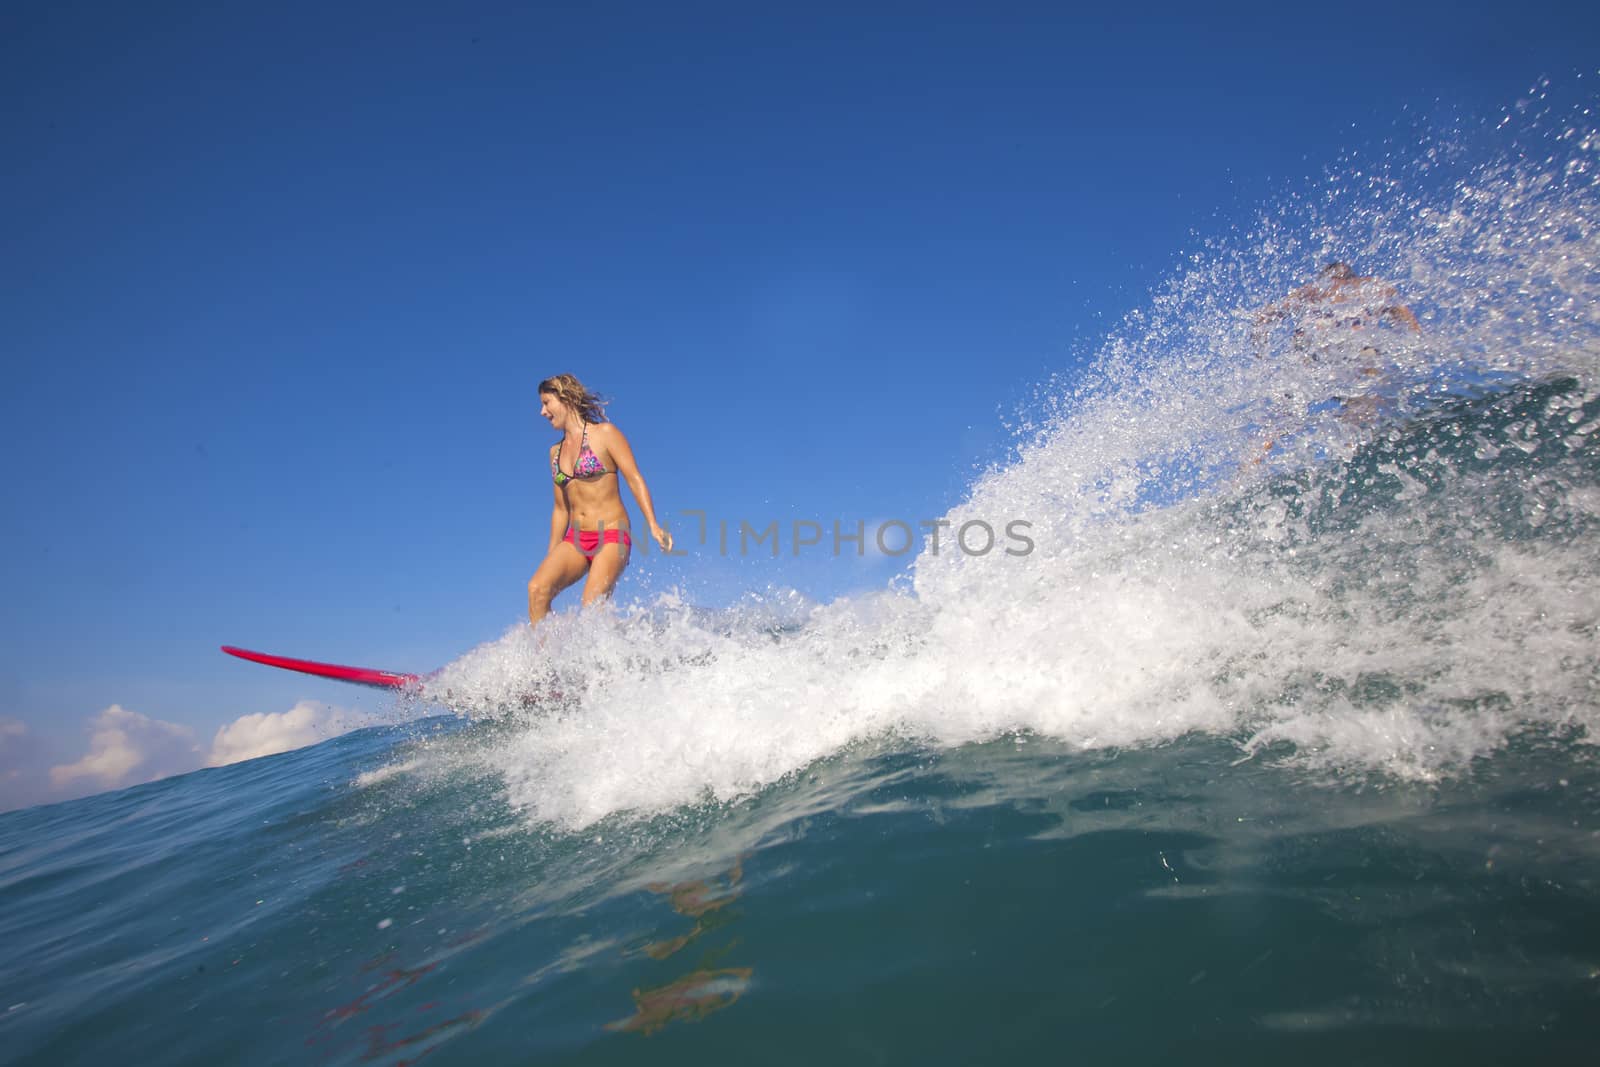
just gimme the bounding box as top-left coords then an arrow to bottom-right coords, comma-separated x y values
3,0 -> 1596,810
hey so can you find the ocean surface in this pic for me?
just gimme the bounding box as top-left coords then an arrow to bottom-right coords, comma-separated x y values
5,99 -> 1600,1063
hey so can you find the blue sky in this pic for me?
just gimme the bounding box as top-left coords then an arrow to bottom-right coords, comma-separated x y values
3,0 -> 1596,809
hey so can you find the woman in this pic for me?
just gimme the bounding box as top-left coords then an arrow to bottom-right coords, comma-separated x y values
528,374 -> 674,625
1249,262 -> 1423,462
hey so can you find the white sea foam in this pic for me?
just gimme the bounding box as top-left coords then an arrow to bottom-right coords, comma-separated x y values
423,88 -> 1600,829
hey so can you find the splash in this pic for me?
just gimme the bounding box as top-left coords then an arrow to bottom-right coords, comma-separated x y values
422,86 -> 1600,828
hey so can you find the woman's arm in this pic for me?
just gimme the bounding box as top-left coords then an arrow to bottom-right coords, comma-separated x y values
600,424 -> 674,552
548,447 -> 569,554
1381,301 -> 1422,332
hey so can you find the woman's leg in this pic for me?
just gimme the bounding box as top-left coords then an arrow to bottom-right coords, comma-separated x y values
528,541 -> 591,625
580,538 -> 631,606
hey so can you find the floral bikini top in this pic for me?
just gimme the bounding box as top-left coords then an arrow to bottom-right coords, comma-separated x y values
551,421 -> 613,486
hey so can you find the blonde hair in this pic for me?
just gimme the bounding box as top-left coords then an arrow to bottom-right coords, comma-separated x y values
537,373 -> 607,423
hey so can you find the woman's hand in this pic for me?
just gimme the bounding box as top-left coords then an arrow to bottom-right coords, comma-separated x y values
650,524 -> 674,553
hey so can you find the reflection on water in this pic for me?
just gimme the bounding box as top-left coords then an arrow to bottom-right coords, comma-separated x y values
642,854 -> 744,960
606,967 -> 755,1036
609,856 -> 752,1035
309,946 -> 486,1065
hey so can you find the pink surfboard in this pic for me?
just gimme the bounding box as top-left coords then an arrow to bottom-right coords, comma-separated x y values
221,645 -> 421,690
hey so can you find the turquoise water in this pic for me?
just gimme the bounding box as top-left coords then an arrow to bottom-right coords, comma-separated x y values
3,720 -> 1599,1063
6,98 -> 1600,1063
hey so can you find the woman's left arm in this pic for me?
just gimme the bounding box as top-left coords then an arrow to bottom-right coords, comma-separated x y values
602,424 -> 675,553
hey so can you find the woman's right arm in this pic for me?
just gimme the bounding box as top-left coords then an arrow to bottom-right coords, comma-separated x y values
547,449 -> 568,554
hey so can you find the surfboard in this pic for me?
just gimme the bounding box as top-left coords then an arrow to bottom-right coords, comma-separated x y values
221,645 -> 421,690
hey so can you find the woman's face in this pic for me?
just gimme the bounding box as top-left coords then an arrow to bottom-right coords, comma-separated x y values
539,391 -> 567,427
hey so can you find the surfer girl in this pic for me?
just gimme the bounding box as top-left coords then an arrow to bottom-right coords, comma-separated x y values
1254,261 -> 1421,366
528,374 -> 674,625
1250,262 -> 1423,458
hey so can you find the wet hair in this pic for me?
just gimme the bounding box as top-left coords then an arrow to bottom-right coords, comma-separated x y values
1321,261 -> 1356,279
537,373 -> 608,423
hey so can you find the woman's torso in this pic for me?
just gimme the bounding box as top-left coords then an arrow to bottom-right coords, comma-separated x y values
552,422 -> 630,532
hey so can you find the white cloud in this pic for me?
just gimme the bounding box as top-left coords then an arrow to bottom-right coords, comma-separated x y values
0,717 -> 26,785
37,700 -> 371,806
49,705 -> 202,791
206,701 -> 364,767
